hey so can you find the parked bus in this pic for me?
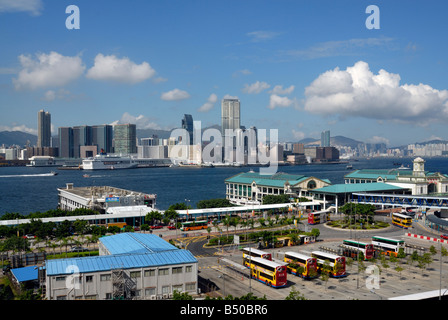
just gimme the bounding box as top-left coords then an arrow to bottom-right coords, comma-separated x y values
340,240 -> 374,260
247,256 -> 288,288
308,210 -> 330,225
283,251 -> 318,279
180,220 -> 208,231
311,251 -> 346,278
371,236 -> 405,257
392,212 -> 413,229
242,247 -> 272,267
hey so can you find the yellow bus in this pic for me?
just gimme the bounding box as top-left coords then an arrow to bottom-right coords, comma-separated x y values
283,251 -> 318,279
247,257 -> 288,288
311,251 -> 346,278
392,212 -> 412,229
180,220 -> 208,231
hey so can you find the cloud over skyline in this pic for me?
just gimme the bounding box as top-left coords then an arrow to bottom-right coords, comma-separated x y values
304,61 -> 448,125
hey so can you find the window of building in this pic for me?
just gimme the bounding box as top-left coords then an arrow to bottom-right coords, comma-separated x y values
172,267 -> 182,274
173,284 -> 183,293
145,287 -> 156,296
144,269 -> 156,277
159,268 -> 169,276
130,271 -> 141,278
185,282 -> 196,292
185,265 -> 193,273
162,286 -> 170,295
100,274 -> 111,281
86,275 -> 93,283
55,276 -> 66,282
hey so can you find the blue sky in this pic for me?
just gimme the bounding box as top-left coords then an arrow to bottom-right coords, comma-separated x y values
1,0 -> 448,147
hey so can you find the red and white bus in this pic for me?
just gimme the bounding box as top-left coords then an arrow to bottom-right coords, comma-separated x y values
247,256 -> 288,288
307,210 -> 330,225
283,251 -> 318,279
311,251 -> 346,278
341,239 -> 374,260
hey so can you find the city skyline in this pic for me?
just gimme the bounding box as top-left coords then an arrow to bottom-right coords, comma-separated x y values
1,1 -> 448,147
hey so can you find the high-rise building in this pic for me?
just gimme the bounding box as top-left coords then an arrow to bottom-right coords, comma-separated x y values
221,98 -> 240,150
58,127 -> 73,158
73,125 -> 92,158
321,130 -> 330,147
37,109 -> 51,148
92,125 -> 113,154
113,123 -> 137,155
182,114 -> 194,145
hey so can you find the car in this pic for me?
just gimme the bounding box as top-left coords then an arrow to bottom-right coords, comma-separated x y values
167,225 -> 176,230
441,234 -> 448,240
23,234 -> 35,239
150,225 -> 163,230
71,247 -> 88,252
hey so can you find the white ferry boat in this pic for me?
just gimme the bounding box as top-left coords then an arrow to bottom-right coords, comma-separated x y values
82,154 -> 137,170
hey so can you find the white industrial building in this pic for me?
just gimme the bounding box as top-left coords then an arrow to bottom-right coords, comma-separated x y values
43,233 -> 198,300
58,183 -> 156,213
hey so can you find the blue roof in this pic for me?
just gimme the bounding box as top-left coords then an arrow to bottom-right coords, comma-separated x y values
45,250 -> 197,276
225,171 -> 331,187
11,266 -> 38,282
99,233 -> 178,255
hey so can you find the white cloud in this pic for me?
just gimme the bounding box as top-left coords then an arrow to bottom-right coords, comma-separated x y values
268,94 -> 298,109
269,85 -> 295,95
0,124 -> 37,135
247,31 -> 280,42
233,69 -> 252,77
283,37 -> 395,60
13,51 -> 85,90
292,129 -> 305,141
223,94 -> 239,100
0,0 -> 43,16
304,61 -> 448,125
367,136 -> 390,145
86,54 -> 155,84
242,81 -> 270,94
198,93 -> 218,112
111,112 -> 162,130
160,88 -> 190,101
42,89 -> 73,101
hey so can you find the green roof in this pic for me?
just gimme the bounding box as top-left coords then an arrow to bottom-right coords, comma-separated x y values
225,171 -> 330,188
344,169 -> 400,181
311,182 -> 406,195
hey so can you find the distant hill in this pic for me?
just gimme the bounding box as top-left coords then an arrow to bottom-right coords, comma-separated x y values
298,135 -> 363,148
0,131 -> 37,147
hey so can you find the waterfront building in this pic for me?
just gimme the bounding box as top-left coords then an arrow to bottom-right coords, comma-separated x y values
221,98 -> 241,153
58,183 -> 156,213
225,171 -> 331,205
58,127 -> 73,158
181,114 -> 194,145
43,233 -> 198,300
92,124 -> 113,154
321,130 -> 330,147
37,109 -> 51,148
113,123 -> 137,155
344,157 -> 448,196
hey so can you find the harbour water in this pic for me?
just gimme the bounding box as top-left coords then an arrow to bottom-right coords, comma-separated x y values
1,157 -> 448,216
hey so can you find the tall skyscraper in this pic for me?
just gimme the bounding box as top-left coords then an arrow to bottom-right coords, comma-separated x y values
113,123 -> 137,154
37,109 -> 51,148
321,130 -> 330,147
182,114 -> 194,145
92,124 -> 113,154
221,98 -> 241,148
58,127 -> 73,158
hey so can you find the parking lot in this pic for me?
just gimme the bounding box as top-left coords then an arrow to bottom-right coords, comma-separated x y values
197,235 -> 448,300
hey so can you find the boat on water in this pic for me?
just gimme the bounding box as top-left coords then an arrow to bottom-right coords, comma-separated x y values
82,154 -> 138,170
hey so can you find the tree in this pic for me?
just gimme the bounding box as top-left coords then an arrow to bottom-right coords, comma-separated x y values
145,210 -> 163,226
262,194 -> 290,205
285,286 -> 307,300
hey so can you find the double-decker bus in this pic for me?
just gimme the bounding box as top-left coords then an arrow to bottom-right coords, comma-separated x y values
242,247 -> 272,267
340,239 -> 374,260
247,256 -> 288,288
307,210 -> 330,225
311,251 -> 346,278
180,220 -> 208,231
371,236 -> 405,257
392,212 -> 413,229
283,251 -> 318,279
